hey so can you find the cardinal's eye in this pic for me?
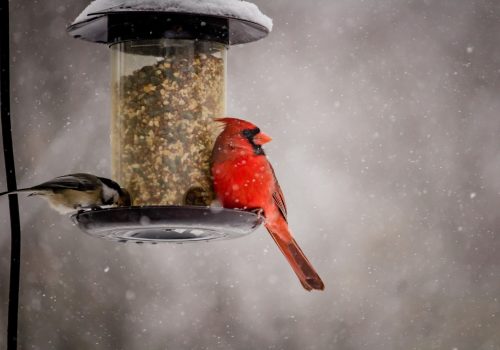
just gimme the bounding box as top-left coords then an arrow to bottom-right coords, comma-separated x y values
241,128 -> 260,139
242,129 -> 252,138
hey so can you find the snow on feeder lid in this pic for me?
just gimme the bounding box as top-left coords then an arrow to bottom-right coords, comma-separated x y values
68,0 -> 271,243
67,0 -> 272,45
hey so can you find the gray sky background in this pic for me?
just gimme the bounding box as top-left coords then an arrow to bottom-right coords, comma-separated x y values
0,0 -> 499,349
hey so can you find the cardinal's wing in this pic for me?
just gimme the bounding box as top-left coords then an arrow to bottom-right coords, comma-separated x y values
269,164 -> 288,222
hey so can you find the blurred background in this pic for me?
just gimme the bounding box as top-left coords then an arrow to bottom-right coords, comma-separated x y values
1,0 -> 500,348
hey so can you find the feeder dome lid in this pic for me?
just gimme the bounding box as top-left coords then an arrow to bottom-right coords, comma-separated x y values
68,0 -> 273,45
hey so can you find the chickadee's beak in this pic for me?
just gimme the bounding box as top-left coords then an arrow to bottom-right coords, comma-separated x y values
253,132 -> 272,145
117,189 -> 132,206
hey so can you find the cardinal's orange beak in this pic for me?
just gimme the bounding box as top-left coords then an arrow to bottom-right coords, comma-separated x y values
253,131 -> 272,145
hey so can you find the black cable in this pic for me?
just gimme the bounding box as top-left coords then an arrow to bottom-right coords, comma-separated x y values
0,0 -> 22,349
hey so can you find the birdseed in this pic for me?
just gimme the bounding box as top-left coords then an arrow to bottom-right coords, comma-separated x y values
112,49 -> 225,206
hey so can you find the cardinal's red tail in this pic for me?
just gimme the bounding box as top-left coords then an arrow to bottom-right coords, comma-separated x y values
265,223 -> 325,291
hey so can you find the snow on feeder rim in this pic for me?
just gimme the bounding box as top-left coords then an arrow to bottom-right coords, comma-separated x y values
68,0 -> 271,243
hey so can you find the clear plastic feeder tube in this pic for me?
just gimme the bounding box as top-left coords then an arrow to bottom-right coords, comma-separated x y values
111,39 -> 226,206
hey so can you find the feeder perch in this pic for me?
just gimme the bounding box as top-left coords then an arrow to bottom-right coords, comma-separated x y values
68,0 -> 272,242
72,206 -> 263,243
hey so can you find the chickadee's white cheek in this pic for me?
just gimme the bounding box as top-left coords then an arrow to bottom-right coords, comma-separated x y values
102,185 -> 117,202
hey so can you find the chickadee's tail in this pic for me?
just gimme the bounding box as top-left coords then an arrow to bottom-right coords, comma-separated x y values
0,190 -> 16,196
0,188 -> 33,196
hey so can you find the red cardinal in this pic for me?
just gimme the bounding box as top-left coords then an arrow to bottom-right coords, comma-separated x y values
211,117 -> 325,291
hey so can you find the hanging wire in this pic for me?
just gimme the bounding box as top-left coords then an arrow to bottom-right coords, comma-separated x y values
0,0 -> 22,349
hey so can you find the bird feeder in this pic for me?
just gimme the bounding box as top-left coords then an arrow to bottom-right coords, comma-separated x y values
68,0 -> 272,242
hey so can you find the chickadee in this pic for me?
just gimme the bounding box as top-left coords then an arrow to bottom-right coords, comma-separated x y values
0,173 -> 131,214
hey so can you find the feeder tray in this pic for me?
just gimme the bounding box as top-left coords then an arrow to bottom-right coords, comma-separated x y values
72,206 -> 263,243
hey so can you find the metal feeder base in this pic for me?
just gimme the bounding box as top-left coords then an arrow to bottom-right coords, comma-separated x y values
72,206 -> 263,243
